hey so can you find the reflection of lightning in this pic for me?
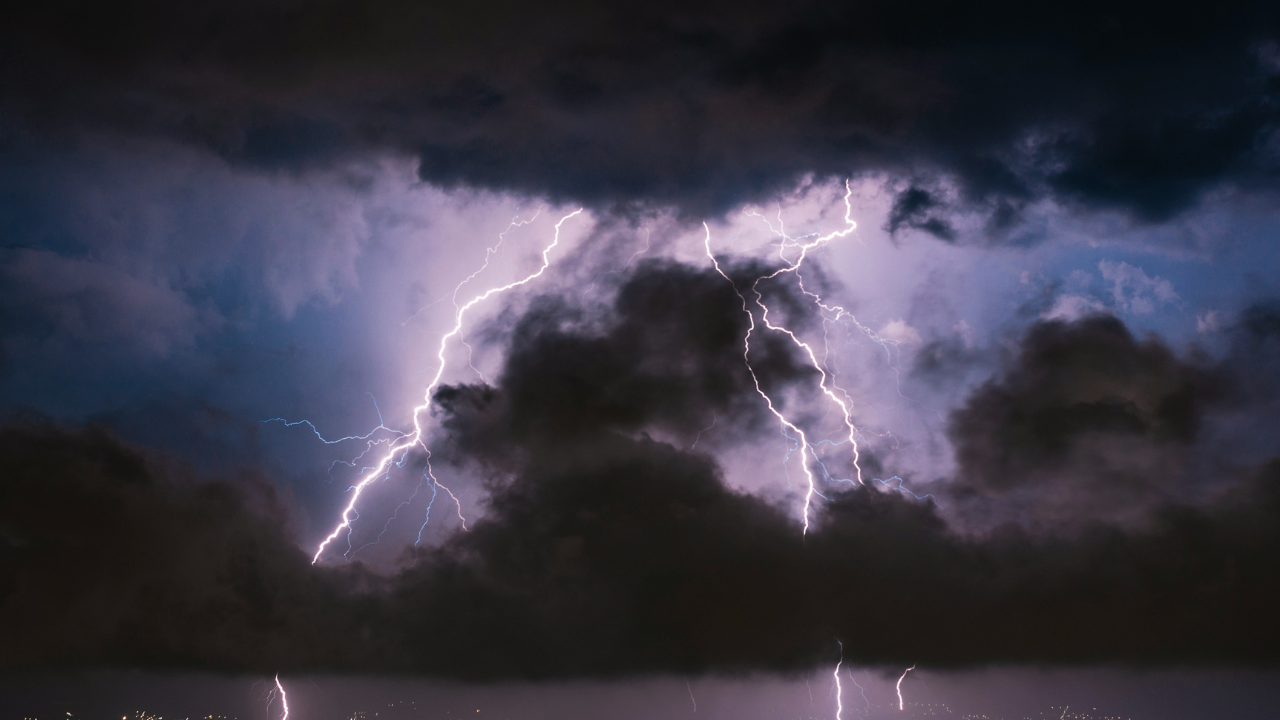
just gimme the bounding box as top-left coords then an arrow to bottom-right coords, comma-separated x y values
704,181 -> 860,532
1061,706 -> 1069,720
896,665 -> 915,711
312,209 -> 583,564
833,641 -> 845,720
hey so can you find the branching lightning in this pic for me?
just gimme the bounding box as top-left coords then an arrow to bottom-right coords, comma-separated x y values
704,181 -> 862,532
267,675 -> 289,720
310,208 -> 583,564
263,393 -> 408,448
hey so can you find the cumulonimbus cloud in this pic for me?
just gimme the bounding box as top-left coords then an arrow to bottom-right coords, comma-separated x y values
3,263 -> 1279,677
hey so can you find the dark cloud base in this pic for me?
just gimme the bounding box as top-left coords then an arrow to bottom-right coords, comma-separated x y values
4,1 -> 1280,231
3,263 -> 1279,679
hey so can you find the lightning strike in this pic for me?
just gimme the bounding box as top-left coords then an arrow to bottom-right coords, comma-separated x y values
273,675 -> 289,720
833,641 -> 845,720
896,664 -> 915,711
312,208 -> 583,564
704,181 -> 863,532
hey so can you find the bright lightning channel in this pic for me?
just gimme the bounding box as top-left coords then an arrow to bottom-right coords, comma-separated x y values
704,180 -> 861,533
272,675 -> 289,720
312,209 -> 584,564
896,664 -> 915,711
833,641 -> 845,720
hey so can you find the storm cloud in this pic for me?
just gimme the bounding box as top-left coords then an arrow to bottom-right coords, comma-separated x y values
4,263 -> 1279,678
3,0 -> 1280,228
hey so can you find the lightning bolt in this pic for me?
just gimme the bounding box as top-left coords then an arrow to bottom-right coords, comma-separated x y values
311,208 -> 584,564
270,675 -> 289,720
704,181 -> 861,533
833,641 -> 845,720
896,664 -> 915,711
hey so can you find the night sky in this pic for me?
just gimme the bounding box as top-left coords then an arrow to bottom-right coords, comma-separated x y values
3,2 -> 1280,719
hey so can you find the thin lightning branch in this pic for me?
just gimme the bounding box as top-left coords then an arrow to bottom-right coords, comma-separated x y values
848,670 -> 870,718
872,476 -> 941,506
402,208 -> 545,327
686,680 -> 697,713
455,207 -> 546,383
460,335 -> 489,383
704,181 -> 861,533
312,209 -> 583,564
414,468 -> 440,546
624,227 -> 652,269
350,466 -> 437,557
896,664 -> 915,711
434,476 -> 468,530
400,290 -> 451,327
262,394 -> 408,445
690,410 -> 717,449
580,225 -> 653,303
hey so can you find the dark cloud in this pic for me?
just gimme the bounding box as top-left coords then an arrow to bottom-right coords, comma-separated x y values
885,186 -> 956,241
8,266 -> 1280,678
946,316 -> 1220,522
943,309 -> 1280,529
3,1 -> 1278,226
434,259 -> 819,460
0,420 -> 373,672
